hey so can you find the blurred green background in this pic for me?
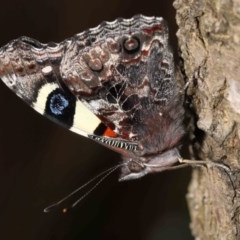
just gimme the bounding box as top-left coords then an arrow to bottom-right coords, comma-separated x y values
0,0 -> 193,239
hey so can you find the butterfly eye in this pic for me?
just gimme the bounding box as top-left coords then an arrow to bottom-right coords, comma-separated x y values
128,160 -> 145,172
123,36 -> 140,54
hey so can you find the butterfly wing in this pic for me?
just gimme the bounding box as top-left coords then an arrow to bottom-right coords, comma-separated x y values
60,15 -> 182,154
0,36 -> 105,138
0,15 -> 184,163
60,15 -> 185,180
0,15 -> 185,180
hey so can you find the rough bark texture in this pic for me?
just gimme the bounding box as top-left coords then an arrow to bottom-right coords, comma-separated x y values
173,0 -> 240,239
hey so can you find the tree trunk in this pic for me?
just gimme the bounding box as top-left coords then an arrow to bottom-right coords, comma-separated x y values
173,0 -> 240,239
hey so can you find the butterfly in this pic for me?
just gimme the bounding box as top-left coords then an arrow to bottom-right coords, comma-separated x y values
0,15 -> 184,181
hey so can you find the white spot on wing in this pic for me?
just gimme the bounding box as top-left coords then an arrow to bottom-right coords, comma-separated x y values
42,66 -> 53,74
70,101 -> 102,135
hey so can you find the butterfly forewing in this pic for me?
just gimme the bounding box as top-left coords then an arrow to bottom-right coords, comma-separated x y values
0,36 -> 104,138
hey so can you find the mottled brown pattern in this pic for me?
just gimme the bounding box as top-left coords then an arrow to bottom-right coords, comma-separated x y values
0,15 -> 185,180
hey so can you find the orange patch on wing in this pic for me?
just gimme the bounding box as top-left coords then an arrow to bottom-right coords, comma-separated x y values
104,127 -> 117,138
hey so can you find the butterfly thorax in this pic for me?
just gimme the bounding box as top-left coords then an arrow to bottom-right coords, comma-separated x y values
133,102 -> 184,156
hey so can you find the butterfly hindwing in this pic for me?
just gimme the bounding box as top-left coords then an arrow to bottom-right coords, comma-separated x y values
61,15 -> 175,142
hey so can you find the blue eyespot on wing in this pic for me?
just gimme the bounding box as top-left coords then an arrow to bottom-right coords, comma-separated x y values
0,37 -> 103,137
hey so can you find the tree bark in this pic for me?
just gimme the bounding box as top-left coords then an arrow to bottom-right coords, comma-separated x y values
173,0 -> 240,239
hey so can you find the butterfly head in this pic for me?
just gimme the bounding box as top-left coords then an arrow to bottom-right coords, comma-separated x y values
119,147 -> 181,181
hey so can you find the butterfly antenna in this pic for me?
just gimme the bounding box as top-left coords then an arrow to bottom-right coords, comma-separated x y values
43,162 -> 125,213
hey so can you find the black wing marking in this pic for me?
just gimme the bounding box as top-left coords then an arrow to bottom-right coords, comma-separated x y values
0,36 -> 102,137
